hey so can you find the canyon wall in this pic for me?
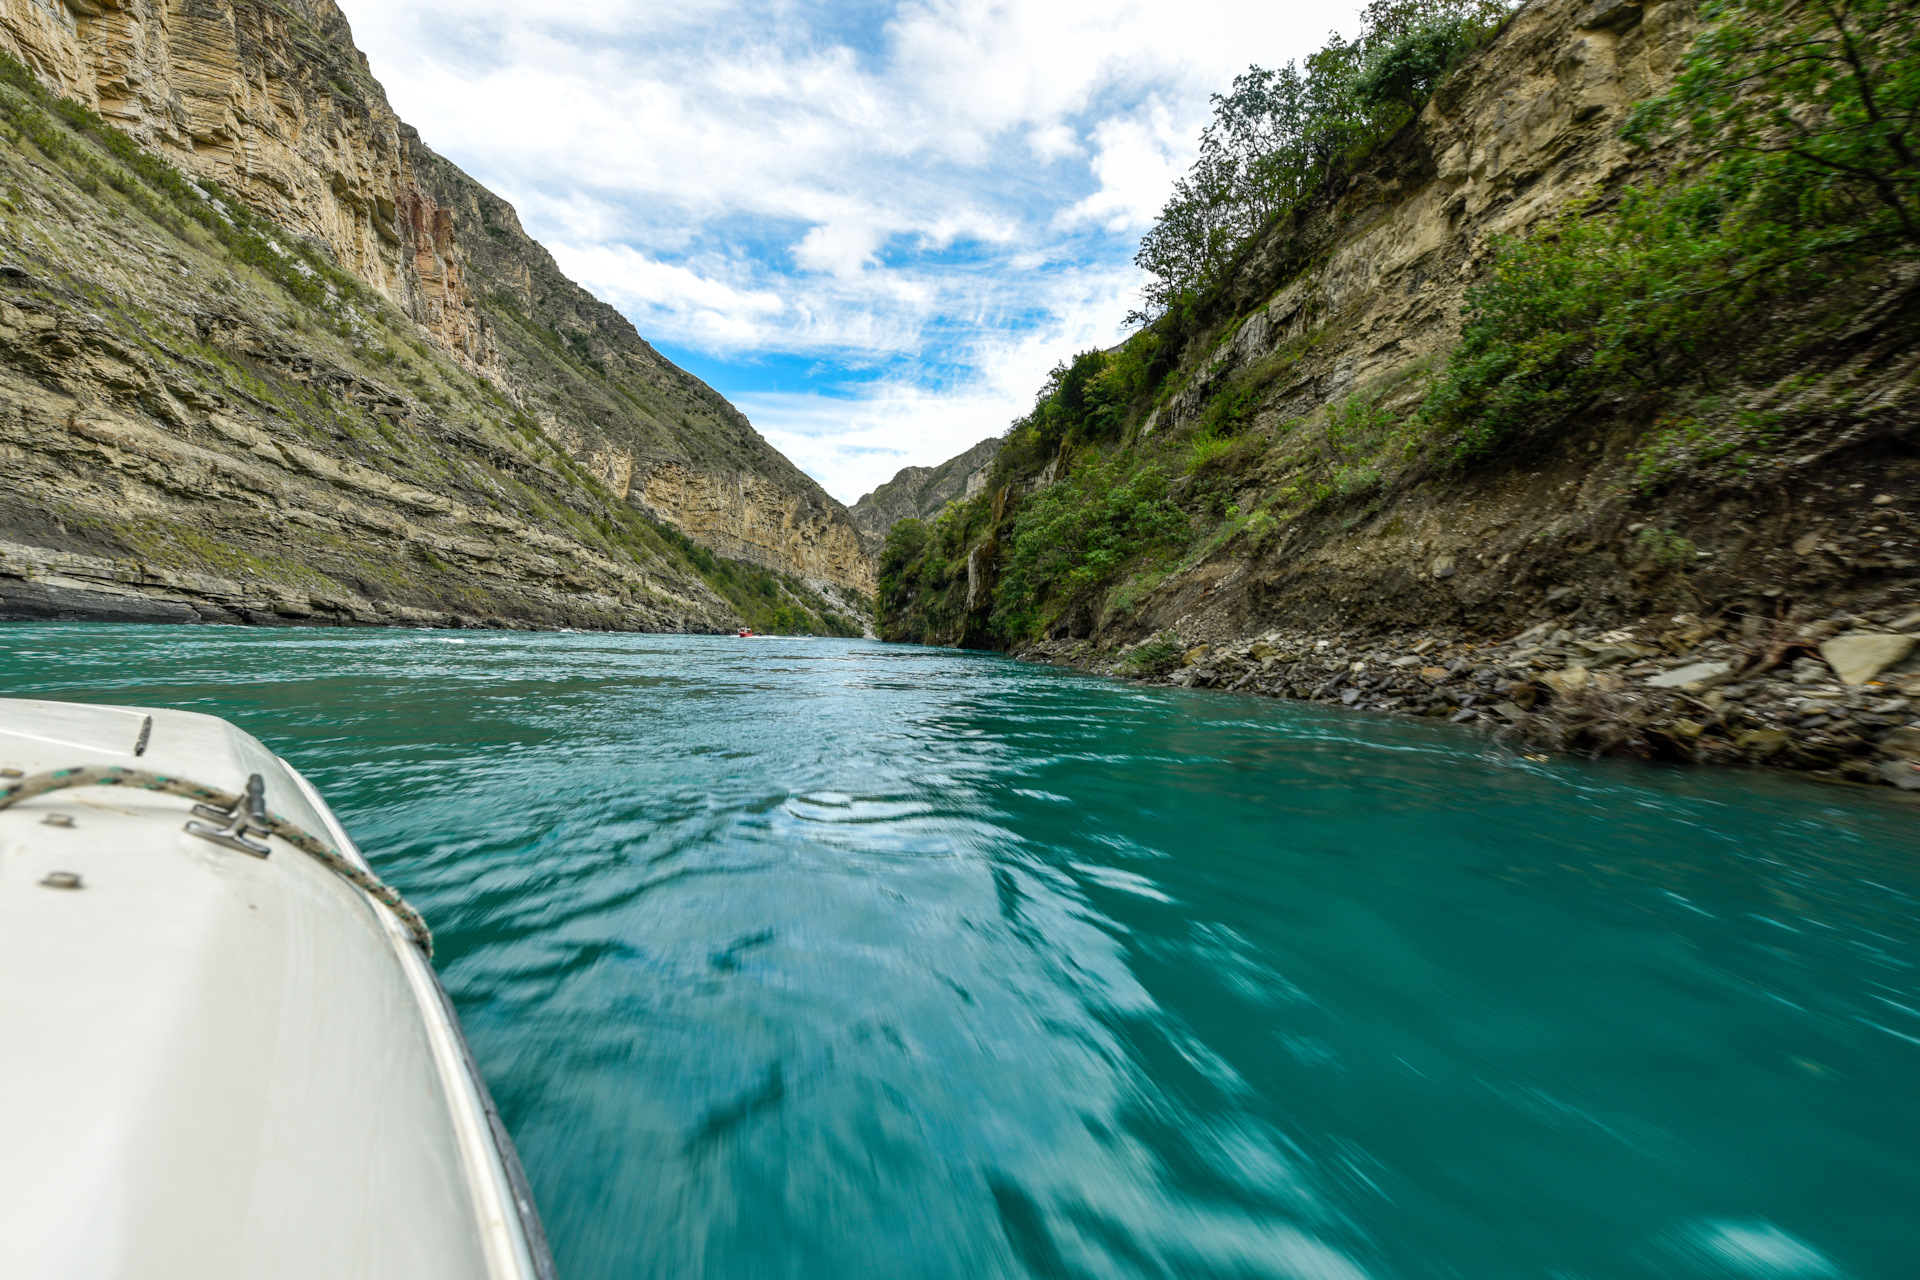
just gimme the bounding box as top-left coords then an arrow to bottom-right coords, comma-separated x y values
0,0 -> 492,369
880,0 -> 1919,784
409,144 -> 875,595
0,0 -> 872,616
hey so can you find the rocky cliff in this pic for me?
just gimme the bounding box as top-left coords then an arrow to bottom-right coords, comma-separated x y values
880,0 -> 1920,789
408,146 -> 873,596
848,437 -> 1000,548
0,0 -> 870,631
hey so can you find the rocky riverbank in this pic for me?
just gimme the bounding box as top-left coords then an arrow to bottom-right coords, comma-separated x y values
1020,606 -> 1920,793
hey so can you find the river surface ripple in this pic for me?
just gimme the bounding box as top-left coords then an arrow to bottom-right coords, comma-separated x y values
4,626 -> 1918,1280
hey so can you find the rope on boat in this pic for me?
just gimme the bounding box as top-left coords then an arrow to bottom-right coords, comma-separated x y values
0,765 -> 434,957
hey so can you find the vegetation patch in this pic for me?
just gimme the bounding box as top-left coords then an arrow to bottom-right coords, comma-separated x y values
1131,0 -> 1513,323
1418,0 -> 1918,461
992,457 -> 1189,640
647,519 -> 859,636
1117,631 -> 1186,676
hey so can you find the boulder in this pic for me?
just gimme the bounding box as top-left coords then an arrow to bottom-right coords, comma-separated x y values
1878,726 -> 1920,763
1571,639 -> 1660,666
1735,728 -> 1791,757
1879,759 -> 1920,790
1647,660 -> 1734,690
1541,667 -> 1591,695
1819,634 -> 1916,685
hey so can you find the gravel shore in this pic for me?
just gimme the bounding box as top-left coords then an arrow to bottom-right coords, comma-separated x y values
1021,607 -> 1920,793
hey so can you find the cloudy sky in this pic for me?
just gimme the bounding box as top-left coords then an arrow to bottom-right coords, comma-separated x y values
334,1 -> 1356,503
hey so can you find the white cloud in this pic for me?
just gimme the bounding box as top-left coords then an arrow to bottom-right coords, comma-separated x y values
793,221 -> 886,279
546,242 -> 789,350
334,0 -> 1356,501
1060,102 -> 1191,233
742,259 -> 1143,500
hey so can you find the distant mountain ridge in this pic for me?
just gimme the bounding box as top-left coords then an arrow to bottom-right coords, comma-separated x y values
850,437 -> 1002,548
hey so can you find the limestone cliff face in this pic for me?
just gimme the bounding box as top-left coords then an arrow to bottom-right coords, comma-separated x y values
630,462 -> 873,592
0,0 -> 491,370
1141,0 -> 1700,449
0,0 -> 873,600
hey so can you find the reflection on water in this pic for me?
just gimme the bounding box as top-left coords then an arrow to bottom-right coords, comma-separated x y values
5,625 -> 1918,1280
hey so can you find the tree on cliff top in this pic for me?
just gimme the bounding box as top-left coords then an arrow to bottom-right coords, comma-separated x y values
1130,0 -> 1513,325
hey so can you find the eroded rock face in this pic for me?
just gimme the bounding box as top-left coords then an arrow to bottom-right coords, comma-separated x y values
0,0 -> 492,373
0,228 -> 740,630
1151,0 -> 1704,445
0,0 -> 874,600
636,462 -> 875,593
850,437 -> 1001,549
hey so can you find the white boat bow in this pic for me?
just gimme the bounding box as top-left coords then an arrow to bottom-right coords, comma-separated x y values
0,698 -> 555,1280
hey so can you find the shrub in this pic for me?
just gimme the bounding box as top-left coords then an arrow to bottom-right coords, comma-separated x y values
1635,527 -> 1696,568
1118,632 -> 1186,676
1354,14 -> 1484,113
1185,432 -> 1242,474
1417,0 -> 1918,463
1414,158 -> 1867,460
1023,348 -> 1131,452
991,459 -> 1189,640
1625,0 -> 1920,256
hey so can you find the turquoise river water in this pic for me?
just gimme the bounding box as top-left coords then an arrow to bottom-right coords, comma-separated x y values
3,624 -> 1918,1280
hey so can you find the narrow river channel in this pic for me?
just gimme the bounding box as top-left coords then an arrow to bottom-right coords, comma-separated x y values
5,625 -> 1917,1280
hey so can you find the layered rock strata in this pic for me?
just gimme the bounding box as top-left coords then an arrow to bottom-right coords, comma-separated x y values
0,0 -> 493,371
0,0 -> 873,612
411,147 -> 874,594
0,71 -> 743,630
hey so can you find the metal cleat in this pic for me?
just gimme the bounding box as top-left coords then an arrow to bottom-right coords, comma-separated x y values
185,773 -> 272,857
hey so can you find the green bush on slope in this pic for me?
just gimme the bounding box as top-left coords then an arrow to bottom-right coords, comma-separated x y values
1418,0 -> 1920,460
991,458 -> 1188,641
